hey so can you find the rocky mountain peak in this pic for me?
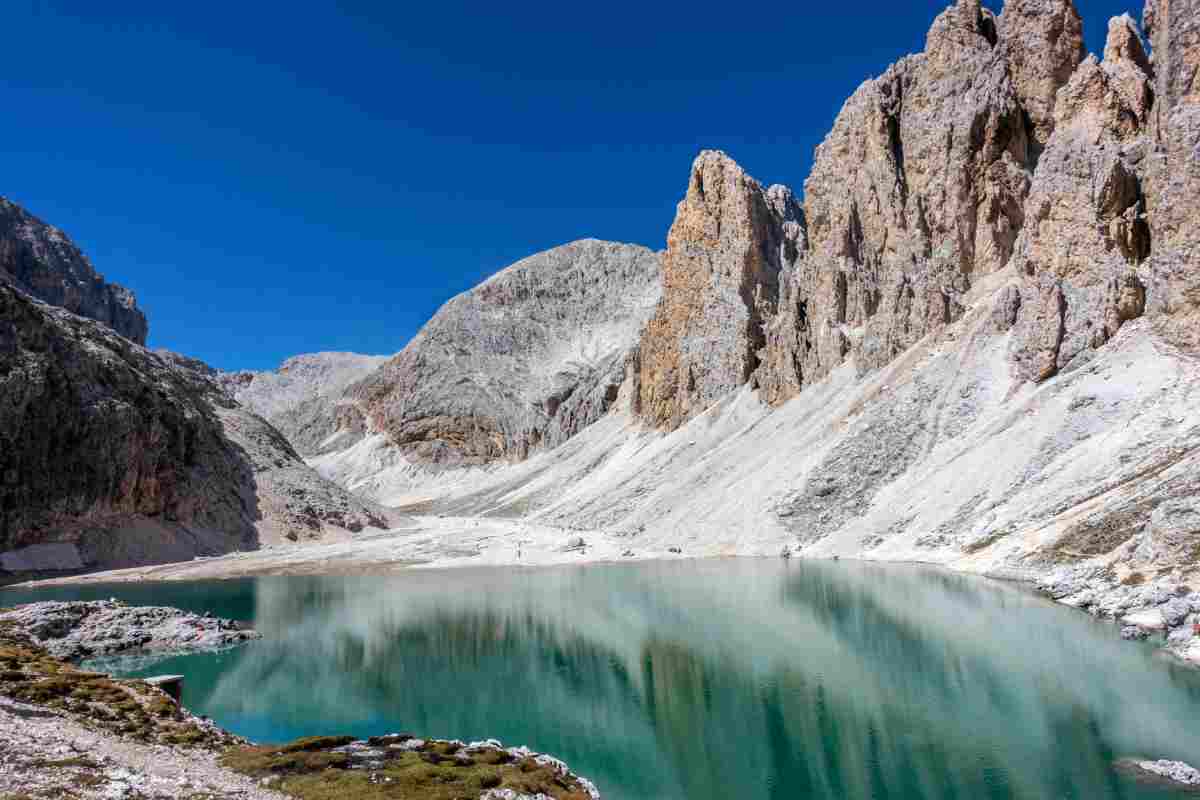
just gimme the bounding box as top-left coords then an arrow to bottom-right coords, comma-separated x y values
1143,0 -> 1199,132
927,0 -> 998,61
1105,13 -> 1153,75
999,0 -> 1087,151
1141,0 -> 1200,349
0,197 -> 148,345
338,239 -> 661,467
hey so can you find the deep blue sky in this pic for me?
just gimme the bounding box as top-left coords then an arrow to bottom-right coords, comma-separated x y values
7,1 -> 1133,370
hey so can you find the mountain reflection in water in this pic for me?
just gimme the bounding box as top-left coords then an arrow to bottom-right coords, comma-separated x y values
19,560 -> 1200,800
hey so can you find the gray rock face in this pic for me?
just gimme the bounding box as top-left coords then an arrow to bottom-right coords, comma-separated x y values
0,285 -> 255,562
0,601 -> 259,662
756,0 -> 1042,406
0,197 -> 147,344
0,284 -> 387,574
156,351 -> 392,543
642,0 -> 1188,418
218,352 -> 389,456
1142,0 -> 1200,350
343,239 -> 661,464
1010,19 -> 1154,380
1136,501 -> 1200,564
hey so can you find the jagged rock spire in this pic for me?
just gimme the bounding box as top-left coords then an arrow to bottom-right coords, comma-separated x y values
999,0 -> 1086,152
634,151 -> 801,429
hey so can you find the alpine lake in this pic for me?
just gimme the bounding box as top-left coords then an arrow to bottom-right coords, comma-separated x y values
6,559 -> 1200,800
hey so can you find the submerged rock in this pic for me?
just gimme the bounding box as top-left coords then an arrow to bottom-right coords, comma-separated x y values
1122,759 -> 1200,787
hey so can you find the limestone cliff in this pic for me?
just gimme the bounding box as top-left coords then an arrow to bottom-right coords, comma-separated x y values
645,0 -> 1076,415
1142,0 -> 1200,349
0,197 -> 147,345
635,0 -> 1188,419
634,152 -> 802,428
1010,15 -> 1155,380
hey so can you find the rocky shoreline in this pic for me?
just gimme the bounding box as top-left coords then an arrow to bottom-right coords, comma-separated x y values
13,514 -> 1200,670
0,600 -> 602,799
0,600 -> 260,663
1037,563 -> 1200,667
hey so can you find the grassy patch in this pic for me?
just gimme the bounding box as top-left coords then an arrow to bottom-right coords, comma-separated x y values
0,625 -> 229,750
279,736 -> 356,753
222,736 -> 593,800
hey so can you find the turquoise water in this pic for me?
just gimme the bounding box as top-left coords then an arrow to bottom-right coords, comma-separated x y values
6,560 -> 1200,800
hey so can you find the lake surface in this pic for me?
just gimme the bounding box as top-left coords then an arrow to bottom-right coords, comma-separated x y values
6,560 -> 1200,800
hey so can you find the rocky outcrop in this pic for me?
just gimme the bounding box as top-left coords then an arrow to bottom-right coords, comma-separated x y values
1142,0 -> 1200,349
637,0 -> 1180,415
0,284 -> 387,576
342,239 -> 660,464
1010,16 -> 1155,380
141,351 -> 391,543
756,0 -> 1045,406
0,601 -> 259,662
218,352 -> 389,456
634,152 -> 802,428
0,197 -> 147,344
999,0 -> 1086,151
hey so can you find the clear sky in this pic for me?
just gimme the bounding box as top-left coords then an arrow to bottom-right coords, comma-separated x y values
7,1 -> 1134,371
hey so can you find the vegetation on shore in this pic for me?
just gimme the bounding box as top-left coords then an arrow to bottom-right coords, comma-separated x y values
220,734 -> 595,799
0,617 -> 227,748
0,612 -> 598,799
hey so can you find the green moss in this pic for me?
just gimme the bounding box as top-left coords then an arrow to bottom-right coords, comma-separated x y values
221,745 -> 353,775
222,737 -> 593,800
0,627 -> 222,750
279,736 -> 356,753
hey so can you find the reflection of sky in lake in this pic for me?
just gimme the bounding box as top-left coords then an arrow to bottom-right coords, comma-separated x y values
14,560 -> 1200,800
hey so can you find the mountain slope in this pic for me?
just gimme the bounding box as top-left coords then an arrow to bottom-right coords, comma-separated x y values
0,197 -> 391,579
308,239 -> 661,501
217,352 -> 389,456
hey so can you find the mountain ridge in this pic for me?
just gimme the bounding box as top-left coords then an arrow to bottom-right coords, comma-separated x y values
0,196 -> 148,344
